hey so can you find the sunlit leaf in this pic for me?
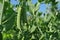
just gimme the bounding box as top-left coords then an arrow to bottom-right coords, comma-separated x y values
30,25 -> 37,33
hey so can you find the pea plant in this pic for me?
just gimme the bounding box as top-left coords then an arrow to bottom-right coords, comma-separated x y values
0,0 -> 60,40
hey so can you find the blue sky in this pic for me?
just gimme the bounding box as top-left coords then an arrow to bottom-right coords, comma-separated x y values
10,0 -> 19,5
10,0 -> 60,13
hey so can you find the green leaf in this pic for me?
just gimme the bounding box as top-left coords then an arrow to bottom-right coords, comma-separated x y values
30,25 -> 37,33
38,0 -> 44,2
34,2 -> 40,12
0,0 -> 3,3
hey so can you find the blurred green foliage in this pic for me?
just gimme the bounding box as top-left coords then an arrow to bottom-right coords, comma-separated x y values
0,0 -> 60,40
